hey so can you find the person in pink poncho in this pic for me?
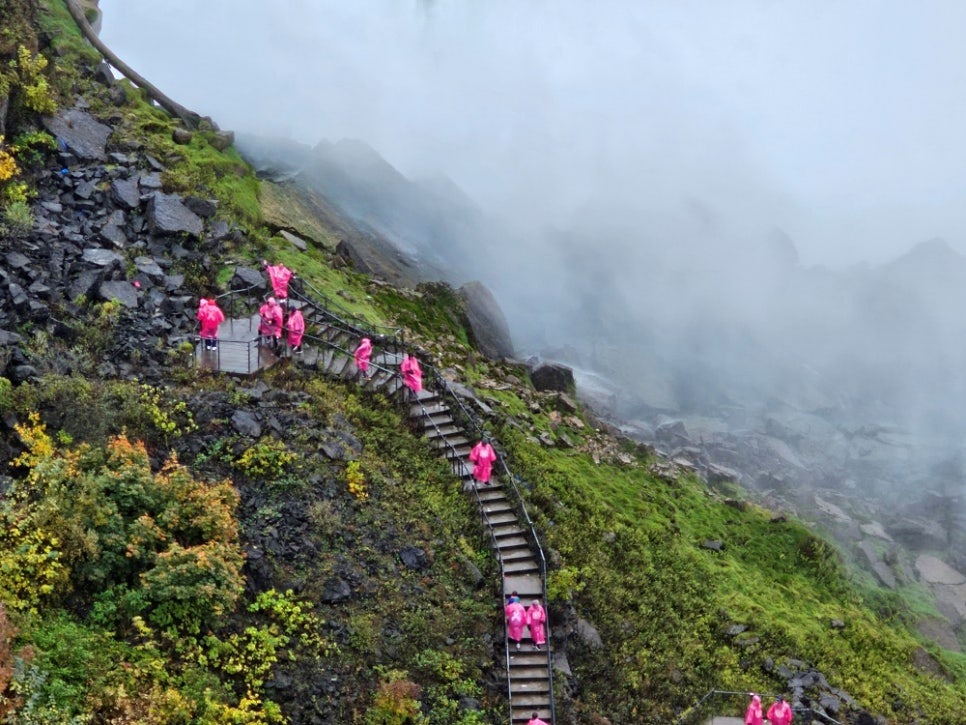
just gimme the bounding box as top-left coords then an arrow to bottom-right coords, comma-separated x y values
766,696 -> 793,725
526,713 -> 549,725
505,593 -> 527,651
263,260 -> 294,300
197,298 -> 224,351
354,337 -> 373,379
258,297 -> 283,350
285,304 -> 305,355
469,438 -> 496,486
526,599 -> 547,650
744,694 -> 763,725
400,353 -> 422,393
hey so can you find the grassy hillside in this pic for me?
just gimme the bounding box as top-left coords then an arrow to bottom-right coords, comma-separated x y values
0,2 -> 963,724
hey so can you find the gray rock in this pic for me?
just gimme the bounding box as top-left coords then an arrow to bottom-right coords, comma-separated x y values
399,546 -> 428,571
575,617 -> 603,649
8,283 -> 28,309
5,252 -> 30,270
184,196 -> 217,218
457,697 -> 482,713
231,409 -> 262,438
656,420 -> 690,447
111,176 -> 140,209
42,109 -> 112,161
320,576 -> 351,603
232,266 -> 265,290
0,330 -> 22,346
172,127 -> 193,144
82,248 -> 124,267
531,362 -> 575,393
8,364 -> 38,384
100,222 -> 127,248
280,229 -> 308,251
139,172 -> 163,190
147,192 -> 204,238
209,130 -> 235,151
98,281 -> 138,309
459,280 -> 514,360
69,270 -> 102,302
134,256 -> 165,280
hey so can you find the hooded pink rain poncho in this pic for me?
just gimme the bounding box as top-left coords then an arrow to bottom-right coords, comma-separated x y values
527,716 -> 550,725
198,299 -> 224,348
745,694 -> 763,725
766,699 -> 792,725
258,298 -> 283,341
526,601 -> 547,648
505,599 -> 527,647
400,354 -> 422,392
264,261 -> 294,300
469,440 -> 496,485
286,308 -> 305,350
354,337 -> 373,375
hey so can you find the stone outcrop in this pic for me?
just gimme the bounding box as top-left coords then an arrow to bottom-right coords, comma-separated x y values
458,280 -> 514,360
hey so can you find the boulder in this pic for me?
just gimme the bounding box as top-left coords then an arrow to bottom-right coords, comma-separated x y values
98,280 -> 138,309
147,192 -> 204,238
42,108 -> 112,161
231,410 -> 262,438
110,176 -> 140,209
530,362 -> 575,394
458,280 -> 514,360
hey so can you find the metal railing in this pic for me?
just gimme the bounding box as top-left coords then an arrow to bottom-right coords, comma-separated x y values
673,689 -> 844,725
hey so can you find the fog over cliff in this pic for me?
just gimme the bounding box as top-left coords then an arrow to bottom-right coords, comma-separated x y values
97,1 -> 966,505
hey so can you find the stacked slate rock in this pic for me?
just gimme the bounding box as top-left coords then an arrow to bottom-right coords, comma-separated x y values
1,107 -> 251,384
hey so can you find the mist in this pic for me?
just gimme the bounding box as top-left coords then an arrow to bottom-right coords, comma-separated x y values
96,1 -> 966,505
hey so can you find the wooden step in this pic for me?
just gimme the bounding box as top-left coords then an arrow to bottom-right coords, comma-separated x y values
504,559 -> 541,575
423,423 -> 461,439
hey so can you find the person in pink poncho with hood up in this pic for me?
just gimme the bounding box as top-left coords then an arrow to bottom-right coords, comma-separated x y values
505,591 -> 527,651
197,298 -> 225,351
354,337 -> 373,379
258,297 -> 284,351
469,438 -> 496,486
400,353 -> 422,393
744,693 -> 763,725
767,696 -> 793,725
263,260 -> 294,301
526,599 -> 547,651
285,303 -> 305,355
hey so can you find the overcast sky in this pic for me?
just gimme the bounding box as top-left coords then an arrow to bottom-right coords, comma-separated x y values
97,0 -> 966,267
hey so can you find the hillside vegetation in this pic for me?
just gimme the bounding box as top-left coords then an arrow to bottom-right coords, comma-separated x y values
0,2 -> 963,724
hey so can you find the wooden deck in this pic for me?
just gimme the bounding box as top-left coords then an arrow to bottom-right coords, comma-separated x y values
195,315 -> 280,375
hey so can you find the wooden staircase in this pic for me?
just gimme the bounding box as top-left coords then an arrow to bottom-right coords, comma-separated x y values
291,293 -> 556,725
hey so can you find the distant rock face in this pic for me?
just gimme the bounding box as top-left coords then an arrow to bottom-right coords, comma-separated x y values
459,280 -> 514,360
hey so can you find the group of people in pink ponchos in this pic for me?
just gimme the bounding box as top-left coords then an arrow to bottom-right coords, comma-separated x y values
257,261 -> 304,355
504,591 -> 547,652
745,693 -> 793,725
257,297 -> 305,355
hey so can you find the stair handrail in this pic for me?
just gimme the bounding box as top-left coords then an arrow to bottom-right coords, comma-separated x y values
291,276 -> 402,340
673,689 -> 845,725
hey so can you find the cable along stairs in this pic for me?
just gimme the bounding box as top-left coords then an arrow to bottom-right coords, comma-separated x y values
288,281 -> 557,725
